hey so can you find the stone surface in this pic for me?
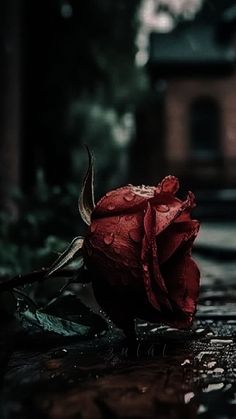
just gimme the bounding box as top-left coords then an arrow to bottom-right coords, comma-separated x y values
196,222 -> 236,252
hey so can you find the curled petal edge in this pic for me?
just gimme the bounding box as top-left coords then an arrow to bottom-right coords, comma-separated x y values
155,175 -> 180,195
141,203 -> 172,312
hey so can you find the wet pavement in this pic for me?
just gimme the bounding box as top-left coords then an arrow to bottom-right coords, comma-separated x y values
1,243 -> 236,418
196,222 -> 236,255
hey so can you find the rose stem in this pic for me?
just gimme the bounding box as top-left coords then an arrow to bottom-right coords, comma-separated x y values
0,269 -> 79,293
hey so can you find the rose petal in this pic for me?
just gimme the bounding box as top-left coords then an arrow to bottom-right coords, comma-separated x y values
141,203 -> 172,311
157,220 -> 200,264
155,175 -> 180,195
161,243 -> 200,319
153,191 -> 196,236
86,215 -> 142,270
84,212 -> 145,288
92,186 -> 148,219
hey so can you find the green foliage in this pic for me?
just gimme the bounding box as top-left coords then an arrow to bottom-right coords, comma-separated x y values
18,308 -> 91,337
0,173 -> 82,276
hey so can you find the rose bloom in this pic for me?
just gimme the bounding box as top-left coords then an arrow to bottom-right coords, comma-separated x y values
83,176 -> 200,337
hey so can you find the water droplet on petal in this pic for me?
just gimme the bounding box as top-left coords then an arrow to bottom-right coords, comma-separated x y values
132,185 -> 154,198
107,203 -> 116,210
106,191 -> 114,197
124,193 -> 135,202
143,264 -> 148,272
129,228 -> 142,243
103,233 -> 114,245
156,204 -> 169,212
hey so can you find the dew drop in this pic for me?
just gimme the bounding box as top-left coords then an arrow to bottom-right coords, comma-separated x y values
103,233 -> 114,245
143,264 -> 148,272
124,193 -> 135,202
106,191 -> 114,197
107,203 -> 116,211
156,204 -> 169,212
129,228 -> 142,243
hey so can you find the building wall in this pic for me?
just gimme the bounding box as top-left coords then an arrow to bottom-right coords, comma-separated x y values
165,74 -> 236,186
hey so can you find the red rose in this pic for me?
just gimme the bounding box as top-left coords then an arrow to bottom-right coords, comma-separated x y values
83,175 -> 200,337
47,152 -> 200,339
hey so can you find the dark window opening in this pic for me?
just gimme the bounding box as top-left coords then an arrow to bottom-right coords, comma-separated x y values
189,96 -> 221,160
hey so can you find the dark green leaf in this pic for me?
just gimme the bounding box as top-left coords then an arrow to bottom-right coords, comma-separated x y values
18,309 -> 91,337
42,294 -> 108,335
17,294 -> 108,338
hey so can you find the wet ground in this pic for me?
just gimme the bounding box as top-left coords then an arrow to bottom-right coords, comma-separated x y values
1,239 -> 236,418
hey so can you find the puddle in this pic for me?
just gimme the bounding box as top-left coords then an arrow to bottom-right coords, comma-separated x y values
2,256 -> 236,418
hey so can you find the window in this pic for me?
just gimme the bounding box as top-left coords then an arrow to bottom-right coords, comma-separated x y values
189,97 -> 221,160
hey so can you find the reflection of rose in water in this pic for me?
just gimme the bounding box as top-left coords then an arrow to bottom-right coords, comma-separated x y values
40,356 -> 199,419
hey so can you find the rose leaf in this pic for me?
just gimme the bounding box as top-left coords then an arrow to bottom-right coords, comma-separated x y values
78,147 -> 95,225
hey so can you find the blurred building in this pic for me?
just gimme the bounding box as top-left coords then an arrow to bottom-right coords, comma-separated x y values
135,2 -> 236,188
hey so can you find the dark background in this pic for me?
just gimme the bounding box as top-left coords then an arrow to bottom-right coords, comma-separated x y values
1,0 -> 236,275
